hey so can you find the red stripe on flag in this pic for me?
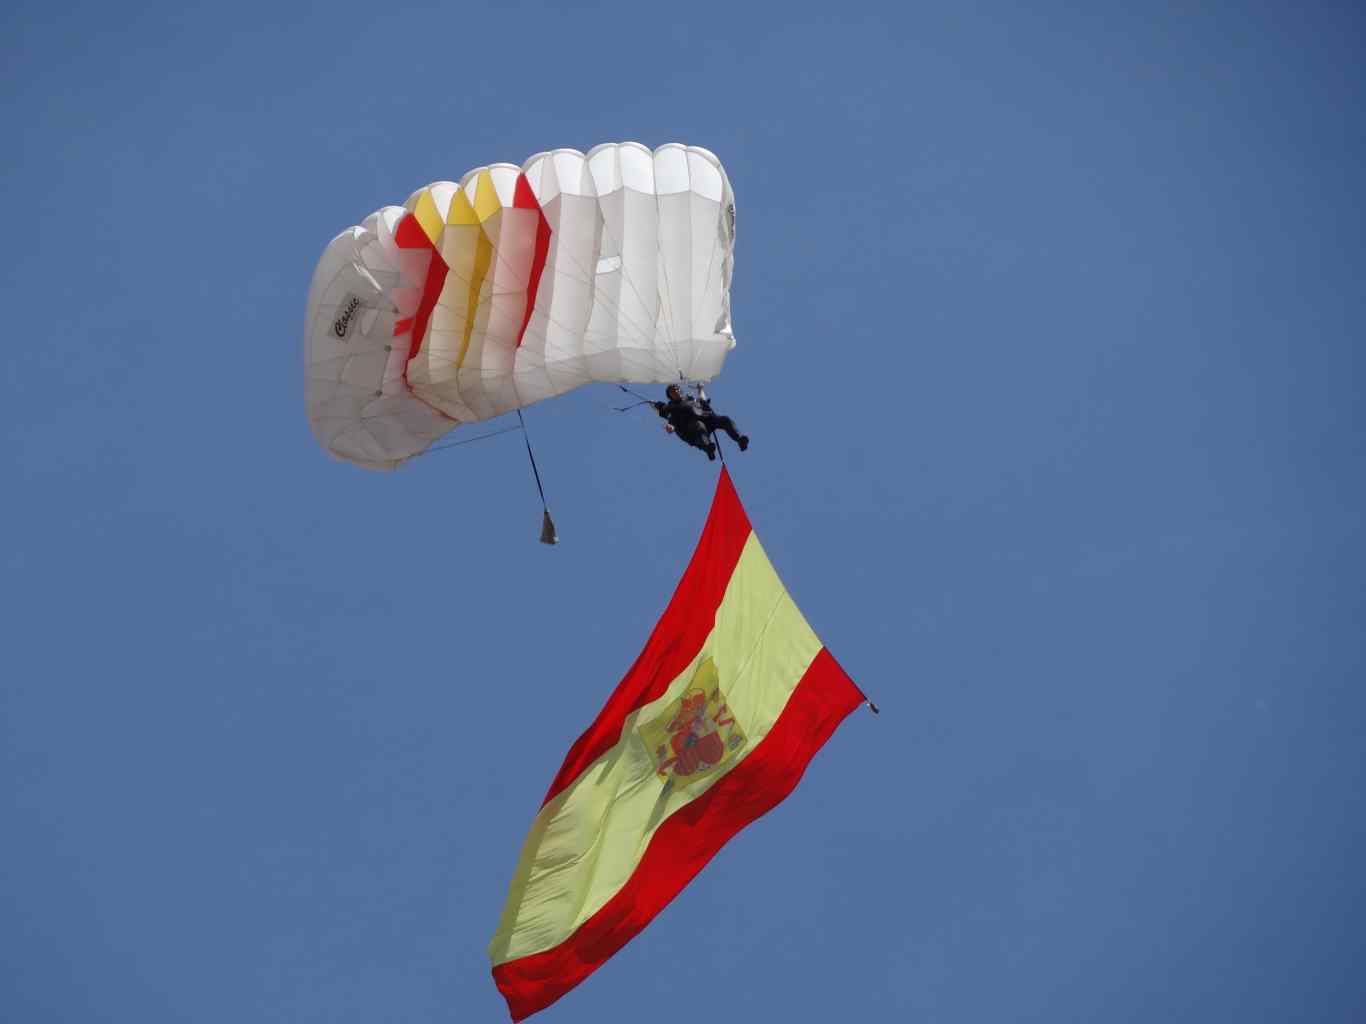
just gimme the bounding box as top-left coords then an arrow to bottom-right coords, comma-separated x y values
541,469 -> 752,807
493,646 -> 864,1021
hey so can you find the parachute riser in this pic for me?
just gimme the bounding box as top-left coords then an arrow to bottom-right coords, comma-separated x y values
517,409 -> 558,546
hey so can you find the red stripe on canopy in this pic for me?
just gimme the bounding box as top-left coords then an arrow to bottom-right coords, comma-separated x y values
513,174 -> 551,347
392,211 -> 450,363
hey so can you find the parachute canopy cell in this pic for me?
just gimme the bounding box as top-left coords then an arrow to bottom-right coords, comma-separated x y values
304,142 -> 738,469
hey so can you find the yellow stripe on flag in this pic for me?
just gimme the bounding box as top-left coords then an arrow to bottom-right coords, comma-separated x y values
488,532 -> 823,965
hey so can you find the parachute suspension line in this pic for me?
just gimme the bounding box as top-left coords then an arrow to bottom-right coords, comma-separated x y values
418,423 -> 525,456
614,384 -> 665,414
517,409 -> 558,545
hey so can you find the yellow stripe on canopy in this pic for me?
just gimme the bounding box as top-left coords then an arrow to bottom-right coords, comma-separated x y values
408,189 -> 445,246
473,169 -> 502,222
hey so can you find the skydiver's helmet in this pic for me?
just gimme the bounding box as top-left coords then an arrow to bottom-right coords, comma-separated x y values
665,384 -> 683,401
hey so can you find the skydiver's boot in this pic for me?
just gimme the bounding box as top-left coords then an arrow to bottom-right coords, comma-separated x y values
738,435 -> 749,452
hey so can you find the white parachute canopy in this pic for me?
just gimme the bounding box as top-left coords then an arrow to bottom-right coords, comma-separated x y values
304,142 -> 737,469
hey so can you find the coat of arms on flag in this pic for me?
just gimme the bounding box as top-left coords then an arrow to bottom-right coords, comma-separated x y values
488,469 -> 869,1020
638,657 -> 747,789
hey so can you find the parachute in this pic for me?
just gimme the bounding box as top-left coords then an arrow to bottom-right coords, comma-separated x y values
304,142 -> 737,469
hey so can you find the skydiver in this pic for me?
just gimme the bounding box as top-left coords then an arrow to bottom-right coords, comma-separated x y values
653,384 -> 749,460
693,386 -> 749,453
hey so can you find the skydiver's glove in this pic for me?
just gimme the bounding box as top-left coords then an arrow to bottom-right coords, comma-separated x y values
664,424 -> 675,433
652,402 -> 665,415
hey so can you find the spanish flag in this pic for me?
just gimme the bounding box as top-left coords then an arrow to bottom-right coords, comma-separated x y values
489,469 -> 867,1019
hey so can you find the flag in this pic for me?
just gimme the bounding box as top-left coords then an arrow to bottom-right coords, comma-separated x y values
488,468 -> 866,1019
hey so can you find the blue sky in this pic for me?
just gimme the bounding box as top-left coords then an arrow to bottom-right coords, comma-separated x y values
3,2 -> 1364,1021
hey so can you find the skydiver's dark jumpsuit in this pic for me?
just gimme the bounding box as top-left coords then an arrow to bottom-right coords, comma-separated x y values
654,396 -> 716,459
653,394 -> 748,459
